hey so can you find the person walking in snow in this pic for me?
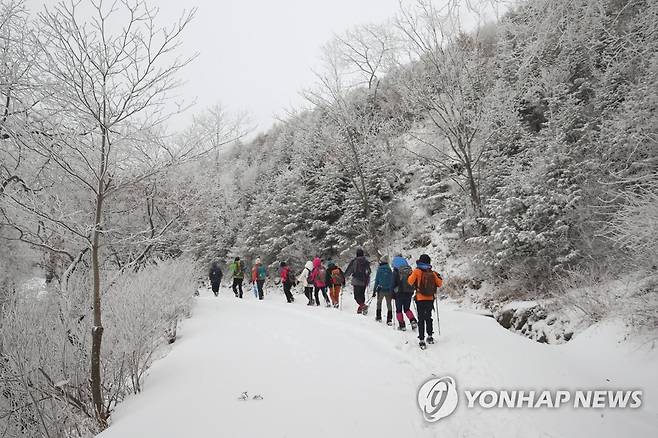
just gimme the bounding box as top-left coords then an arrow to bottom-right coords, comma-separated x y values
392,254 -> 418,331
407,254 -> 443,349
310,257 -> 330,307
298,260 -> 315,306
373,255 -> 394,325
279,261 -> 297,303
228,256 -> 244,298
208,261 -> 223,297
344,248 -> 371,314
327,260 -> 345,308
251,257 -> 267,300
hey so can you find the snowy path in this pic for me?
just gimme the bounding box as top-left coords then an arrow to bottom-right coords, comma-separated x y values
98,287 -> 657,438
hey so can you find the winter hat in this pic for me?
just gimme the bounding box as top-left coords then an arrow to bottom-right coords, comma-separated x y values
356,248 -> 364,257
255,257 -> 261,264
235,256 -> 240,261
380,255 -> 389,264
417,254 -> 431,265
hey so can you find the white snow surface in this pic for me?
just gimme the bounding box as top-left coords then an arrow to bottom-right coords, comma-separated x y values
98,286 -> 658,438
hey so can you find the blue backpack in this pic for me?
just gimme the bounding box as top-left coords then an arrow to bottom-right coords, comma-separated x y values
377,265 -> 393,292
257,265 -> 267,281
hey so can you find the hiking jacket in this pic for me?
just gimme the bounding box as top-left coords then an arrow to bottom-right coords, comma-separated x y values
279,266 -> 295,285
229,261 -> 244,279
407,265 -> 443,301
251,264 -> 267,282
374,262 -> 393,292
310,257 -> 327,288
297,261 -> 314,288
209,265 -> 223,283
344,256 -> 371,287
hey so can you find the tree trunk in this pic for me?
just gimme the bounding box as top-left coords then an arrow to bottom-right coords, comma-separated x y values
90,127 -> 107,428
463,149 -> 481,214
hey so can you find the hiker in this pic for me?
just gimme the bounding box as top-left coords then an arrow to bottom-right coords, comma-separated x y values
228,256 -> 244,298
251,257 -> 267,300
208,261 -> 223,297
310,257 -> 330,307
392,254 -> 418,331
279,261 -> 297,303
373,255 -> 394,325
344,248 -> 371,314
327,260 -> 346,308
407,254 -> 443,349
298,260 -> 315,305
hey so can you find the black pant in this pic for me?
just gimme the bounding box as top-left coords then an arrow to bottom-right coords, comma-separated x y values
304,287 -> 314,304
211,281 -> 220,296
256,280 -> 265,300
395,292 -> 413,314
353,285 -> 366,305
283,282 -> 294,302
314,286 -> 329,305
232,278 -> 243,298
416,300 -> 434,340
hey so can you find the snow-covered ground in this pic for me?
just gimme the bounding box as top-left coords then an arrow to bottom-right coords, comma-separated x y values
98,286 -> 658,438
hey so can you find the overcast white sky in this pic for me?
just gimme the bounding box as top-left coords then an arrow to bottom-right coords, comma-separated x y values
28,0 -> 404,131
169,0 -> 403,132
28,0 -> 506,134
139,0 -> 405,132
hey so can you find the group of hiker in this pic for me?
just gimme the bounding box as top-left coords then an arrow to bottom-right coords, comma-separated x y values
208,250 -> 443,349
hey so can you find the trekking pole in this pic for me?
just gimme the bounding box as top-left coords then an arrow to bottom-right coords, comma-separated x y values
434,298 -> 441,337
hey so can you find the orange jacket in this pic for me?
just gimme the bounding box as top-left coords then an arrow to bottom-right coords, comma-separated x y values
407,268 -> 443,301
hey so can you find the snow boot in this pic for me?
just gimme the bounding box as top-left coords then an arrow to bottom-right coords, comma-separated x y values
386,310 -> 393,326
398,321 -> 407,331
362,304 -> 369,315
427,336 -> 435,344
375,308 -> 382,322
411,320 -> 418,331
419,340 -> 427,350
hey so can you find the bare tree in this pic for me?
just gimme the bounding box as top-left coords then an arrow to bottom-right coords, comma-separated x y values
395,0 -> 498,213
1,0 -> 207,428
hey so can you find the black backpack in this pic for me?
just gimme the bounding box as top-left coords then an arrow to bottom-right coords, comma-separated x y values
397,265 -> 414,294
353,257 -> 368,282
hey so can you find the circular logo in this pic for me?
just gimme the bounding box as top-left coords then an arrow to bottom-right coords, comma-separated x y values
417,376 -> 459,422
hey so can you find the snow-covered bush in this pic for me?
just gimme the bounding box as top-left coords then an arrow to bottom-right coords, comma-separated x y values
607,185 -> 658,270
557,267 -> 658,330
469,149 -> 582,289
0,258 -> 198,437
103,258 -> 197,394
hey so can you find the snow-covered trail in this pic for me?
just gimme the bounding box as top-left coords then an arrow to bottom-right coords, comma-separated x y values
98,287 -> 657,438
